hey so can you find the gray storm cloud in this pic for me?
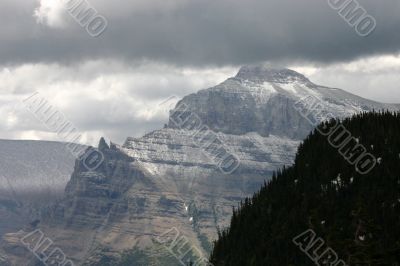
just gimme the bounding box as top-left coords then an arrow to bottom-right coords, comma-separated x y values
1,0 -> 400,143
0,0 -> 399,66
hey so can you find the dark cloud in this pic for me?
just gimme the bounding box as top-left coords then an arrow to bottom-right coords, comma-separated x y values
1,0 -> 400,67
1,0 -> 400,144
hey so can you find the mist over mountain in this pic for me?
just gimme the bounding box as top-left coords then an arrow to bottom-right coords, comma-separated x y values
0,140 -> 82,196
0,140 -> 85,238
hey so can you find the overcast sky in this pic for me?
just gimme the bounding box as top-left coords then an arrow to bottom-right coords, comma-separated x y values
1,0 -> 400,145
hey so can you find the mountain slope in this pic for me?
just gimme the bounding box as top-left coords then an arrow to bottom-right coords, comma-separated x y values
210,112 -> 400,265
1,65 -> 398,265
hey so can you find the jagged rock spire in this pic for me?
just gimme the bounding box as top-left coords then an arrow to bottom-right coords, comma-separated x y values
98,137 -> 109,151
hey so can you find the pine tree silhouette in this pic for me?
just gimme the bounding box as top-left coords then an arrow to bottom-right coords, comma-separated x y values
210,111 -> 400,266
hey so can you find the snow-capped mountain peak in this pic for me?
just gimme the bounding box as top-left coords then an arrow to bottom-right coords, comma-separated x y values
169,65 -> 398,139
235,65 -> 311,84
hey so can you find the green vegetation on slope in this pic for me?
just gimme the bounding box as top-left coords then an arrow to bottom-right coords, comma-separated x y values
210,111 -> 400,265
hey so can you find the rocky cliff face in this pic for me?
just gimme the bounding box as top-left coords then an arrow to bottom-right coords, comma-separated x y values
1,65 -> 398,265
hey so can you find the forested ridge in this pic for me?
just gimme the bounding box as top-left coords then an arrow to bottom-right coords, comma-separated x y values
210,111 -> 400,265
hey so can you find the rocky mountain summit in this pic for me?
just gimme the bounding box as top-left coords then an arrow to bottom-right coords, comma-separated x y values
235,65 -> 312,84
170,65 -> 396,139
1,65 -> 398,265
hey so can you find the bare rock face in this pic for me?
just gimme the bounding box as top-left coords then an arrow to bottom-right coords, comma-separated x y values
169,65 -> 396,139
1,65 -> 398,265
